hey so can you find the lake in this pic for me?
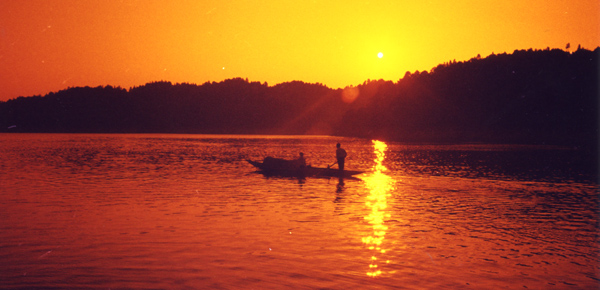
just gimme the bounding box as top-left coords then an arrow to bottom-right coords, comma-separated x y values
0,134 -> 598,289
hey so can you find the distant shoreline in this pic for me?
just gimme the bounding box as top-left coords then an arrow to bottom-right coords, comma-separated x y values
1,48 -> 598,148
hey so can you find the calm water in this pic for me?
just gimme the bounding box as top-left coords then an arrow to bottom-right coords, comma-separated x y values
0,134 -> 598,289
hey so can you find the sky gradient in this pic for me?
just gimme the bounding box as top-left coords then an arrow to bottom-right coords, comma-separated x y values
1,0 -> 599,101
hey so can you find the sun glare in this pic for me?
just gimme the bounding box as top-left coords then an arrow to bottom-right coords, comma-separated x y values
362,140 -> 395,277
377,52 -> 384,58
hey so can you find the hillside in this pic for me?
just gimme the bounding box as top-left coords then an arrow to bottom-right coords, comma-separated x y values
1,47 -> 598,147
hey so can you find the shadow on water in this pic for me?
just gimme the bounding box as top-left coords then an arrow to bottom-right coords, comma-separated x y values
249,171 -> 307,185
336,178 -> 345,193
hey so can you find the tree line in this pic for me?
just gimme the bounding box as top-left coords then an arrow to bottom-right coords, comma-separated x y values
1,47 -> 598,148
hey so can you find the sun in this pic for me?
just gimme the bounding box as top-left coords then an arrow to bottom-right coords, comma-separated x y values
377,52 -> 383,58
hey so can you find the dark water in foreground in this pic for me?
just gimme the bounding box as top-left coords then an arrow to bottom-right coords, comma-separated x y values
0,134 -> 598,289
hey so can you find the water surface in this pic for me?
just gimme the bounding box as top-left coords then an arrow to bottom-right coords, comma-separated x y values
0,134 -> 598,289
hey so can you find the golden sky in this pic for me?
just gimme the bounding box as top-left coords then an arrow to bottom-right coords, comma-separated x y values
1,0 -> 598,101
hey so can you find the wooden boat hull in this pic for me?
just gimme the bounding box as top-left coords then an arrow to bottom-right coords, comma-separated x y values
247,159 -> 364,179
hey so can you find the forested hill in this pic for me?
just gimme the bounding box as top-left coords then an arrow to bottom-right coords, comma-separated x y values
1,47 -> 598,147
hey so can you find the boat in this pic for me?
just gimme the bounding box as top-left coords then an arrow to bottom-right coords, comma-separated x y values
247,157 -> 365,179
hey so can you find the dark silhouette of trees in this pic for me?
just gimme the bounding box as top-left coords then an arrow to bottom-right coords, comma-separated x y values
0,85 -> 129,133
1,47 -> 597,147
336,47 -> 598,146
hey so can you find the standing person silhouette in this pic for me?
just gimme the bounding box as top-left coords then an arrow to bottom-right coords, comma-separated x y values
335,143 -> 347,176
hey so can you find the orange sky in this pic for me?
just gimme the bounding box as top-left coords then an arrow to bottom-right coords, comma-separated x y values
1,0 -> 599,101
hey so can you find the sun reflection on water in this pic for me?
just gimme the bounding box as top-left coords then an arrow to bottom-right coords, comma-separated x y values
362,140 -> 395,277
